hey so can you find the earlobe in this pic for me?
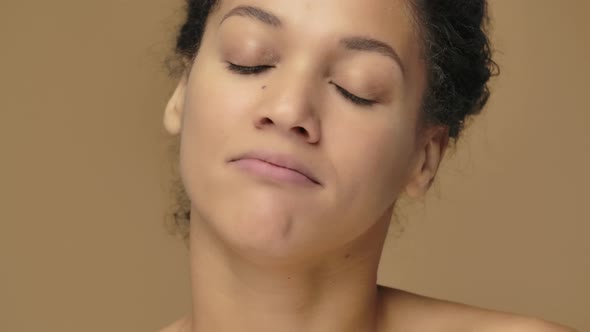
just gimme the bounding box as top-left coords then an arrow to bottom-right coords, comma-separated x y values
404,126 -> 450,198
163,74 -> 188,136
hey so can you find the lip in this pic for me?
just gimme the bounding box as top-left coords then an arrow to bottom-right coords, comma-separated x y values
228,150 -> 321,186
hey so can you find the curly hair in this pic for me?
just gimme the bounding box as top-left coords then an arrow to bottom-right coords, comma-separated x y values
163,0 -> 499,243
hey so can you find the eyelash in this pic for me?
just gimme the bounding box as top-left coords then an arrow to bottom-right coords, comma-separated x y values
225,62 -> 378,107
330,83 -> 377,107
227,62 -> 273,75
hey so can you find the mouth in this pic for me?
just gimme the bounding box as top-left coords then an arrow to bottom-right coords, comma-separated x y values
228,150 -> 321,186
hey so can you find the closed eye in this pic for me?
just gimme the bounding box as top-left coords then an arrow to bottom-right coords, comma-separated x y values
226,62 -> 273,75
330,82 -> 377,107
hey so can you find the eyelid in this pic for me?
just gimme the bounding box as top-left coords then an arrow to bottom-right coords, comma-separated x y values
226,61 -> 274,75
330,81 -> 378,107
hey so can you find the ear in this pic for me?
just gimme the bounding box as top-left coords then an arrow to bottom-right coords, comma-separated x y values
404,126 -> 450,198
163,74 -> 188,136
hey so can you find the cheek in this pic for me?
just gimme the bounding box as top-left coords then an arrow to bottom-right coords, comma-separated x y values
315,115 -> 416,245
331,114 -> 416,203
178,57 -> 268,200
181,65 -> 255,152
178,64 -> 232,197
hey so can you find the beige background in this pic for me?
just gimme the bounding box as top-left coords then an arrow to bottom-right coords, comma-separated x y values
1,1 -> 588,331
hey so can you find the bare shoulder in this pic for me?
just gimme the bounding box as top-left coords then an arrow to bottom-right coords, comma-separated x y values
377,285 -> 577,332
158,315 -> 190,332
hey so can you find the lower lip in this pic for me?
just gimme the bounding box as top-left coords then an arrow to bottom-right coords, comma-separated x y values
231,159 -> 318,186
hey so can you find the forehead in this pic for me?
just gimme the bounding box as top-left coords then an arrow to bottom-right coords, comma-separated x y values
210,0 -> 421,64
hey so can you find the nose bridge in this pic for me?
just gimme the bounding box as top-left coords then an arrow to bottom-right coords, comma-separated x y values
255,59 -> 321,141
273,65 -> 315,117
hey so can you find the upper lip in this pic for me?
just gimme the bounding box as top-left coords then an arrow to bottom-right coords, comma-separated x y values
229,150 -> 321,185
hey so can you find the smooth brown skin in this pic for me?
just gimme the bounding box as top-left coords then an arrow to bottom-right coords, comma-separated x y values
161,0 -> 576,331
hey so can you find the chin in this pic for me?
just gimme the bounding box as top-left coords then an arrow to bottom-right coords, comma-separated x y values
202,194 -> 325,262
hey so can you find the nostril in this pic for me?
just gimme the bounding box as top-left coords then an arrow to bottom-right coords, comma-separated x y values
294,126 -> 307,135
261,117 -> 273,125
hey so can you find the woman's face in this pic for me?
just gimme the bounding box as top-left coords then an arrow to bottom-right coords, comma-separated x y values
165,0 -> 445,260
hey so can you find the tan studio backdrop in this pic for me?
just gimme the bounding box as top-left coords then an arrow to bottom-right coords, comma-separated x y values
1,0 -> 588,331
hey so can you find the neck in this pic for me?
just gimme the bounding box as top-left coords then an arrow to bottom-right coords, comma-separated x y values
183,209 -> 393,332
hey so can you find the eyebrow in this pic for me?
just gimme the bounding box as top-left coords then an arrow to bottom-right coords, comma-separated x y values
220,5 -> 282,28
220,5 -> 406,76
340,37 -> 406,76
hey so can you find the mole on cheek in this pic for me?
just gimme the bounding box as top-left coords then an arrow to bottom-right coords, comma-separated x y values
261,85 -> 266,90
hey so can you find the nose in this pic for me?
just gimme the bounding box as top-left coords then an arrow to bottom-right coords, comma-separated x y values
252,72 -> 321,144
